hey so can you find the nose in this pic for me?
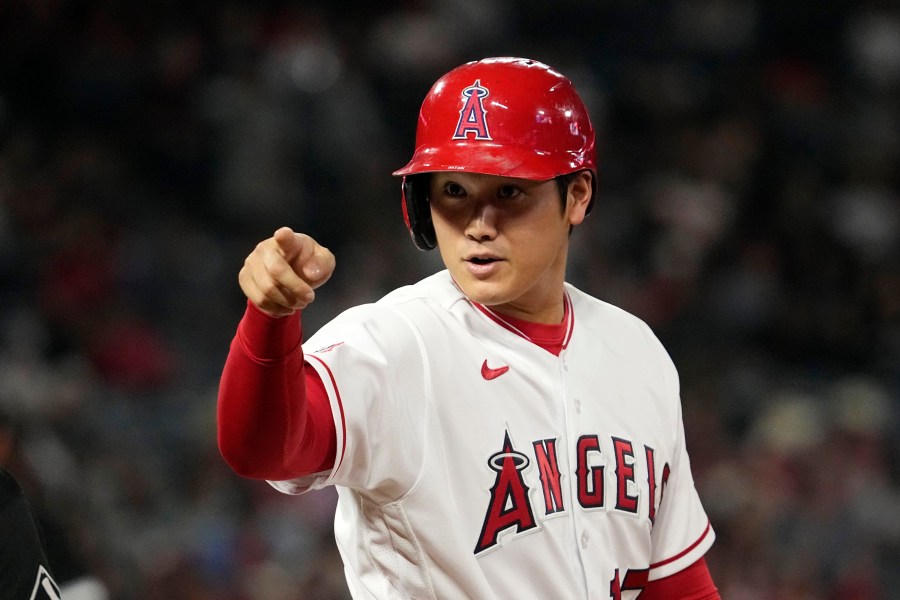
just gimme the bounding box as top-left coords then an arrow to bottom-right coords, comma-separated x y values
465,202 -> 498,242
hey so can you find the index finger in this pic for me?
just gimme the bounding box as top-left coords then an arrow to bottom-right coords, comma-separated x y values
273,227 -> 312,263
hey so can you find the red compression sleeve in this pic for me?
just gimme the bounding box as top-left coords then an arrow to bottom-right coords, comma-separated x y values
217,301 -> 336,480
640,557 -> 720,600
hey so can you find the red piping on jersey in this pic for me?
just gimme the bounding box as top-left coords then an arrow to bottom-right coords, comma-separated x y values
470,293 -> 574,350
306,354 -> 347,474
648,519 -> 713,570
562,293 -> 574,348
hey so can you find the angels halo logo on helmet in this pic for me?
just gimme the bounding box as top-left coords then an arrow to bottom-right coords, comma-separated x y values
394,56 -> 598,250
453,79 -> 492,141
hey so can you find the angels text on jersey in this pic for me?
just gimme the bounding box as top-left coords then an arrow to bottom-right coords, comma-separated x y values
475,429 -> 670,555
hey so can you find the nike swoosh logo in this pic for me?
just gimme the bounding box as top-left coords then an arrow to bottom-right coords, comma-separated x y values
481,359 -> 510,380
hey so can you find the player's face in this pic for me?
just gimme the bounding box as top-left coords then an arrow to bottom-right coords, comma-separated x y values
429,171 -> 591,324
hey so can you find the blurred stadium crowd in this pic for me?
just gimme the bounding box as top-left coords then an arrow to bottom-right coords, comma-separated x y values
1,0 -> 899,598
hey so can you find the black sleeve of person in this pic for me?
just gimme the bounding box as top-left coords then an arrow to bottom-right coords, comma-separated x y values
0,468 -> 61,599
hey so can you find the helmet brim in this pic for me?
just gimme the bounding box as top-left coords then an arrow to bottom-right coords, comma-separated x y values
392,141 -> 592,181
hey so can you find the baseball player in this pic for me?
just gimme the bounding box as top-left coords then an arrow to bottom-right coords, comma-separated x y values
0,468 -> 61,599
218,57 -> 719,599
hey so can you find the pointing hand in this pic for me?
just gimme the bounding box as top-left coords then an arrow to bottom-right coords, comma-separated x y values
239,227 -> 336,317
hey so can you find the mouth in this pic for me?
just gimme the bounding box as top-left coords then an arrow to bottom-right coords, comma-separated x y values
467,256 -> 500,265
463,254 -> 504,278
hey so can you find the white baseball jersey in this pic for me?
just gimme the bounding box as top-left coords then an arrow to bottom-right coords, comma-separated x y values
269,270 -> 714,600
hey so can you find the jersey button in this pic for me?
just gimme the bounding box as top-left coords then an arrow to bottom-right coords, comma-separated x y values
581,530 -> 589,549
574,398 -> 581,413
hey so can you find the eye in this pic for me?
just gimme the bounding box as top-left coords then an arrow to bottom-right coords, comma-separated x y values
442,182 -> 466,197
497,185 -> 521,199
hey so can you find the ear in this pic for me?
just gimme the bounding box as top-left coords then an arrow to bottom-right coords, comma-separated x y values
567,170 -> 593,226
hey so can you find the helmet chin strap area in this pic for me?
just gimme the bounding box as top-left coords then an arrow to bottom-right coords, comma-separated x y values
401,175 -> 436,251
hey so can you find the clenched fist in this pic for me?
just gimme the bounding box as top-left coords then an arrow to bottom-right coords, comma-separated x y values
239,227 -> 336,317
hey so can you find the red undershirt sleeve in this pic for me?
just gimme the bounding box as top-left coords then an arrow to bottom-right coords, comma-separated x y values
640,557 -> 720,600
217,300 -> 337,481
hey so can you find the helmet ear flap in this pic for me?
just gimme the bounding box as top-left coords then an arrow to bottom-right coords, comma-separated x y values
401,175 -> 436,251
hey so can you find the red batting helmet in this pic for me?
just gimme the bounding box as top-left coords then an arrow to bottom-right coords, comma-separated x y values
394,56 -> 598,250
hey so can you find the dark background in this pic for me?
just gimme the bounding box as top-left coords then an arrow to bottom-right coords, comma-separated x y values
1,1 -> 898,598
